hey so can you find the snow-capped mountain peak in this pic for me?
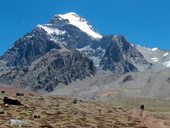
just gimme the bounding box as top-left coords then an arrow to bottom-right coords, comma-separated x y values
58,12 -> 102,39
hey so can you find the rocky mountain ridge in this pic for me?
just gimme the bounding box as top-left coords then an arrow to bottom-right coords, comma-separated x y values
0,12 -> 169,94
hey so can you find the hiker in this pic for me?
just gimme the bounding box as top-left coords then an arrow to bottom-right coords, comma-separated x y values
140,104 -> 144,111
140,104 -> 145,117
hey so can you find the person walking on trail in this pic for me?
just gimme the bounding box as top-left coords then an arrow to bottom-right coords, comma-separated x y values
140,104 -> 145,117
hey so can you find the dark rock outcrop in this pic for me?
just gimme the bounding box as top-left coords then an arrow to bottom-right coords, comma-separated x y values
100,35 -> 151,73
1,28 -> 61,67
123,75 -> 133,83
3,97 -> 22,105
0,49 -> 96,92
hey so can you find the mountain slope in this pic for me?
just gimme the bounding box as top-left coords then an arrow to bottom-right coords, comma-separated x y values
0,12 -> 166,94
0,12 -> 100,91
136,45 -> 170,72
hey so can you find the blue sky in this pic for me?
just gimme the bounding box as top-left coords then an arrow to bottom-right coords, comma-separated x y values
0,0 -> 170,55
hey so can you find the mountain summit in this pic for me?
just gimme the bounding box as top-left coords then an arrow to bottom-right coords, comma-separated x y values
57,12 -> 103,39
37,12 -> 102,39
0,12 -> 167,93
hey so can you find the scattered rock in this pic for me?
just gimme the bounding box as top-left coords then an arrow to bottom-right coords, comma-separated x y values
73,98 -> 78,104
3,97 -> 22,105
0,111 -> 5,114
1,91 -> 5,94
33,115 -> 41,119
10,119 -> 28,127
16,93 -> 24,96
123,75 -> 133,82
147,78 -> 151,83
166,77 -> 170,83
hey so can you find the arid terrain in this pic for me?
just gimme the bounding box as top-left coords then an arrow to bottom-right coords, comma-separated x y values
0,88 -> 170,128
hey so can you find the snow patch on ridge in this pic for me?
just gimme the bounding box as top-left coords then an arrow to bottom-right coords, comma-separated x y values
37,24 -> 66,35
151,48 -> 158,51
77,46 -> 105,67
163,61 -> 170,68
151,58 -> 159,62
164,52 -> 168,57
58,12 -> 102,39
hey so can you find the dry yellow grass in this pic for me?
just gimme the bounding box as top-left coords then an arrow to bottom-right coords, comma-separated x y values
0,92 -> 170,128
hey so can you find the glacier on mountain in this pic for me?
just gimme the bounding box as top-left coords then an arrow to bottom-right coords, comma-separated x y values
58,12 -> 102,39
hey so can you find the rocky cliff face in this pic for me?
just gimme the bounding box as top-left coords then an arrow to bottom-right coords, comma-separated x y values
0,49 -> 95,92
0,48 -> 96,92
1,28 -> 61,67
100,35 -> 151,73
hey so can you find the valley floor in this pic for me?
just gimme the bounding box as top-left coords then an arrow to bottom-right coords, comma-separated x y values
0,90 -> 170,128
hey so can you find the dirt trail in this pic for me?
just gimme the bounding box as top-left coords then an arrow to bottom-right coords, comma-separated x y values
129,109 -> 170,128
